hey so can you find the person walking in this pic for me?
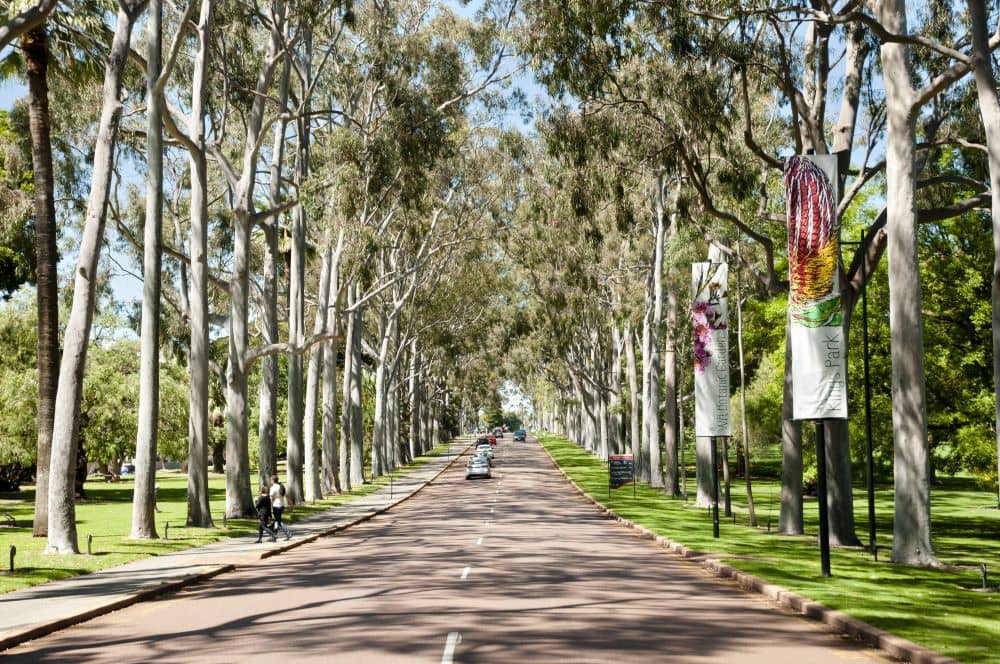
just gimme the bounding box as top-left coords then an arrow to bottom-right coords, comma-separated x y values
254,485 -> 277,543
270,475 -> 292,540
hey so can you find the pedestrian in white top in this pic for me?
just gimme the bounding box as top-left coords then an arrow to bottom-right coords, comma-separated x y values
269,475 -> 292,540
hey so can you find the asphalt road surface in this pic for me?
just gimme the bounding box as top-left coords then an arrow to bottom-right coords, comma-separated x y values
7,437 -> 888,663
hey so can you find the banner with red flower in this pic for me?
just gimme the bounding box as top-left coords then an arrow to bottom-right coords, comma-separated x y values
785,154 -> 848,420
692,261 -> 731,437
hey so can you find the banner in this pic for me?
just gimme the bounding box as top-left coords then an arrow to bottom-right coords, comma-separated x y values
692,261 -> 731,437
609,455 -> 635,489
785,154 -> 848,420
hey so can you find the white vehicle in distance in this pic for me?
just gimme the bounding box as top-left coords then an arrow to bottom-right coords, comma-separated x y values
466,456 -> 492,479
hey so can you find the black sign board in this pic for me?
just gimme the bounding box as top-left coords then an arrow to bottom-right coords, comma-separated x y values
609,454 -> 635,497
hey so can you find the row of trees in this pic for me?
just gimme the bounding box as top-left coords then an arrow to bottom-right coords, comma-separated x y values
1,0 -> 998,570
509,0 -> 1000,567
0,0 -> 522,554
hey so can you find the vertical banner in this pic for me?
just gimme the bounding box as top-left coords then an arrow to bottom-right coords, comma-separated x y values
785,154 -> 848,420
692,261 -> 731,436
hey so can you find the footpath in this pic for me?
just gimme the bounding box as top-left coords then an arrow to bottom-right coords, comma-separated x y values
0,439 -> 470,651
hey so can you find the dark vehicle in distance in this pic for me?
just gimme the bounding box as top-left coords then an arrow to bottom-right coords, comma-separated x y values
513,429 -> 526,441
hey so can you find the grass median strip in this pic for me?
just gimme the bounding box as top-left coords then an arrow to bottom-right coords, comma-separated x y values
538,433 -> 1000,664
0,442 -> 453,595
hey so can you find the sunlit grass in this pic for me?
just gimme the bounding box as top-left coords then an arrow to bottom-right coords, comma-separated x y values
0,442 -> 453,595
539,433 -> 1000,664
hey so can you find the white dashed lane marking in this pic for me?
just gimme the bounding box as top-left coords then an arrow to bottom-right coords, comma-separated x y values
461,566 -> 470,580
441,632 -> 462,664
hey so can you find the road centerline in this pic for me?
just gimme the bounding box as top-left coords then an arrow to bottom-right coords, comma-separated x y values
441,632 -> 462,664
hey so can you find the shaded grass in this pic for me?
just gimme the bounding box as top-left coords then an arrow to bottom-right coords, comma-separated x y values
0,442 -> 452,595
540,433 -> 1000,664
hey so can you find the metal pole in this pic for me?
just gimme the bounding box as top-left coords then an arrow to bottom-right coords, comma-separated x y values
860,229 -> 877,559
711,436 -> 720,538
816,421 -> 831,577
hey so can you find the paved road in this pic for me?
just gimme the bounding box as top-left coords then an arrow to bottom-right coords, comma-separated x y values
7,437 -> 887,663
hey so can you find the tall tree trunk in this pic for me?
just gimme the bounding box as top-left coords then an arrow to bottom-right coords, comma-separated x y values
663,213 -> 679,495
185,0 -> 213,528
322,235 -> 343,495
626,322 -> 641,464
409,339 -> 420,461
226,8 -> 283,518
22,26 -> 56,539
647,177 -> 666,488
641,280 -> 652,481
372,312 -> 391,479
303,232 -> 332,503
339,284 -> 356,492
46,1 -> 143,554
779,317 -> 804,534
967,0 -> 1000,511
878,0 -> 937,566
257,53 -> 291,491
349,287 -> 365,486
286,169 -> 305,506
131,0 -> 163,540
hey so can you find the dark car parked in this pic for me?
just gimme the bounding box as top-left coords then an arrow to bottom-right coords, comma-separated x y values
513,429 -> 526,441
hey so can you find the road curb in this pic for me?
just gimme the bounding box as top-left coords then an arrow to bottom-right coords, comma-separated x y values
1,442 -> 470,652
537,441 -> 960,664
0,564 -> 234,652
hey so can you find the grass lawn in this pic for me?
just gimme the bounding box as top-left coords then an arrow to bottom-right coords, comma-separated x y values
0,442 -> 452,595
539,433 -> 1000,664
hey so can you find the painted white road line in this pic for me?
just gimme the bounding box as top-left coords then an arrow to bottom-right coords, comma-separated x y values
476,537 -> 483,545
490,507 -> 494,514
441,632 -> 462,664
461,566 -> 471,580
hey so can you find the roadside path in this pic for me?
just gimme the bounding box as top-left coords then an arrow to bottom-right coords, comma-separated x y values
4,436 -> 891,663
0,440 -> 468,651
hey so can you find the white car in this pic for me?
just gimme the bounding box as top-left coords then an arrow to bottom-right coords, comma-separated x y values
466,457 -> 492,479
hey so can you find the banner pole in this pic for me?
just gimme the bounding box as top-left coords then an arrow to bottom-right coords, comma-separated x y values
711,436 -> 720,538
815,420 -> 832,576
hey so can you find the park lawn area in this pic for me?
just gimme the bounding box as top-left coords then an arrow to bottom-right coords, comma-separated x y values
0,442 -> 452,595
539,433 -> 1000,664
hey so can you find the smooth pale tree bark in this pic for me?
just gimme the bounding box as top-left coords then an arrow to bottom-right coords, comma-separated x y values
339,284 -> 356,492
131,0 -> 163,540
409,339 -> 420,461
695,436 -> 712,507
640,291 -> 652,481
967,0 -> 1000,510
303,233 -> 332,503
321,233 -> 344,495
646,177 -> 666,488
226,19 -> 283,518
22,26 -> 57,538
348,287 -> 365,486
257,54 -> 292,491
372,310 -> 391,478
626,322 -> 641,464
610,326 -> 623,455
877,0 -> 937,566
779,318 -> 804,534
286,95 -> 308,507
663,211 -> 679,495
186,0 -> 213,528
47,0 -> 144,554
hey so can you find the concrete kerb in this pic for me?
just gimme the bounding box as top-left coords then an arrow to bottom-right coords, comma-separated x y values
0,564 -> 235,652
1,440 -> 471,651
537,441 -> 960,664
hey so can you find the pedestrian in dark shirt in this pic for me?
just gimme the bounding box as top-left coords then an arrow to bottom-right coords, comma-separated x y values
254,485 -> 277,543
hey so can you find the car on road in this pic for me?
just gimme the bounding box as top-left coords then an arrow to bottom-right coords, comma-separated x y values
492,427 -> 504,439
474,442 -> 494,462
465,457 -> 492,479
513,429 -> 526,441
487,434 -> 497,446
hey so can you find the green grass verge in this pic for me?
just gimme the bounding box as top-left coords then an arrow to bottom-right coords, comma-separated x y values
0,442 -> 454,595
539,433 -> 1000,664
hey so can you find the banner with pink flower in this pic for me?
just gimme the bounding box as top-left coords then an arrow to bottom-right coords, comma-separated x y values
692,261 -> 731,437
785,154 -> 848,420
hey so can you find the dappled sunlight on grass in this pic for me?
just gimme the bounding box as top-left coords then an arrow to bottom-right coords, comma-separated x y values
539,433 -> 1000,664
